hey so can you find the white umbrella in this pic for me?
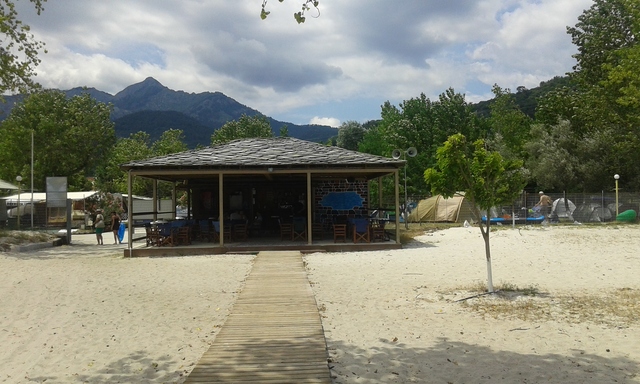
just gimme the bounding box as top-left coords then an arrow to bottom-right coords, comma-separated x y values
0,179 -> 20,190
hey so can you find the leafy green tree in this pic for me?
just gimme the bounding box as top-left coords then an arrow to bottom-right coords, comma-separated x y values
357,123 -> 395,208
359,123 -> 390,157
336,121 -> 366,150
152,129 -> 188,197
151,128 -> 188,156
600,1 -> 640,126
377,88 -> 487,198
424,134 -> 527,292
604,44 -> 640,113
279,125 -> 289,137
84,192 -> 125,219
0,90 -> 115,191
533,0 -> 640,191
487,84 -> 532,161
94,132 -> 152,195
525,121 -> 581,191
211,114 -> 273,145
567,0 -> 638,87
96,130 -> 190,197
0,0 -> 46,96
261,0 -> 319,23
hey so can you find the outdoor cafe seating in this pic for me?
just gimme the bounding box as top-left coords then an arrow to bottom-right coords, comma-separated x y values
333,223 -> 347,242
351,218 -> 370,243
145,219 -> 194,247
369,218 -> 388,242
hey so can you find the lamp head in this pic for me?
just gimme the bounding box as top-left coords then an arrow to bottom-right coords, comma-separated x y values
16,175 -> 22,182
614,174 -> 620,180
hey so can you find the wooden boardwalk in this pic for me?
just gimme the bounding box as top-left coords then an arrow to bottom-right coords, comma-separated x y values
185,251 -> 332,383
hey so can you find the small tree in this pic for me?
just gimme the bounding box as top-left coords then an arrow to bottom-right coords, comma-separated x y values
336,120 -> 366,150
424,134 -> 527,292
211,114 -> 273,145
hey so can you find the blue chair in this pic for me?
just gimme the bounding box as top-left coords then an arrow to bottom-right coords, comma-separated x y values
352,218 -> 370,243
158,223 -> 175,246
211,221 -> 221,242
292,217 -> 307,241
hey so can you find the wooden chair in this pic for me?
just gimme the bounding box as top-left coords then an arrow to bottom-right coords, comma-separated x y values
292,217 -> 307,241
370,219 -> 387,242
198,220 -> 213,242
222,222 -> 233,242
333,224 -> 347,243
312,222 -> 324,240
176,226 -> 191,245
279,220 -> 292,240
145,225 -> 161,247
352,218 -> 370,243
233,223 -> 248,241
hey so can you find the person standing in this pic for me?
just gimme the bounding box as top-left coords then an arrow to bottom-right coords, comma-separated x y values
95,209 -> 105,245
111,211 -> 122,244
535,191 -> 552,218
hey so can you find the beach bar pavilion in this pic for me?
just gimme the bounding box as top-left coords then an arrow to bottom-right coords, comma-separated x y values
120,137 -> 405,256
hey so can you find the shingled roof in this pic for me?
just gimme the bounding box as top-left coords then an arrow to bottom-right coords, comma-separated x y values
121,137 -> 404,171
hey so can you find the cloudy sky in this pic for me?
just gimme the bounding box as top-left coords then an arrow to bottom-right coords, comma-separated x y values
17,0 -> 593,127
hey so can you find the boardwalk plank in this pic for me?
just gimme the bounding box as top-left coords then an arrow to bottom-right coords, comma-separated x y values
185,251 -> 331,383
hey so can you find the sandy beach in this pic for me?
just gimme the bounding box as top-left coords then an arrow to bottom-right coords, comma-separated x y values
1,225 -> 639,383
305,225 -> 640,383
0,237 -> 254,384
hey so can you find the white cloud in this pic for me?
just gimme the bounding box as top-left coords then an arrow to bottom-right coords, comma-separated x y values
17,0 -> 595,124
309,117 -> 340,128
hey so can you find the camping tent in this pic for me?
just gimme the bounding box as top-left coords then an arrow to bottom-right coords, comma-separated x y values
407,194 -> 476,223
572,203 -> 614,223
551,198 -> 576,219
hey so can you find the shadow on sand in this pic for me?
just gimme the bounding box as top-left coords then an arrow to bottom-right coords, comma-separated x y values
327,337 -> 638,383
28,350 -> 185,383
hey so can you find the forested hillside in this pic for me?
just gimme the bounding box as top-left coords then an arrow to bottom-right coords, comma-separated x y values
471,76 -> 572,118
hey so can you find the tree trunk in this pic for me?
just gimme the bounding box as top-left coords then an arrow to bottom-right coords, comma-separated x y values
484,237 -> 494,293
481,219 -> 495,293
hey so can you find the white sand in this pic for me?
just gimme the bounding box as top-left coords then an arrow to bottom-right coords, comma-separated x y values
1,226 -> 639,383
305,225 -> 640,383
0,236 -> 254,383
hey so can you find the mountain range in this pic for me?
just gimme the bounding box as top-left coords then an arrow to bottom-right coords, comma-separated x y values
0,76 -> 568,148
0,77 -> 338,147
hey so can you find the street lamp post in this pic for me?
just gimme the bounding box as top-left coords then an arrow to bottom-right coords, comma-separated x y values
614,174 -> 620,217
392,147 -> 417,229
31,129 -> 34,228
16,175 -> 22,230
